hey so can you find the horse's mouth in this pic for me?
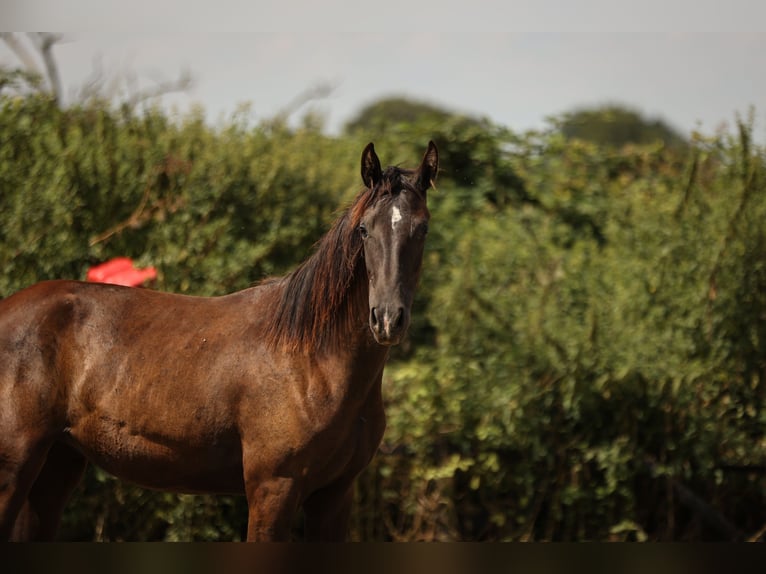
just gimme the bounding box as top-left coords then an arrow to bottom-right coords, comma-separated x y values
369,306 -> 408,346
371,331 -> 402,346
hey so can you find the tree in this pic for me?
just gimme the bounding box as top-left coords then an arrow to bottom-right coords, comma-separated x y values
557,104 -> 687,150
344,96 -> 462,134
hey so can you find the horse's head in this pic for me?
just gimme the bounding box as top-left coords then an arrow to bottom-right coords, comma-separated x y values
357,141 -> 438,346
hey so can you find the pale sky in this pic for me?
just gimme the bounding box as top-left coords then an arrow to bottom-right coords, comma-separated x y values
2,2 -> 766,139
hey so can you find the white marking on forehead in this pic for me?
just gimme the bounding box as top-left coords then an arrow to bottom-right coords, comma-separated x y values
391,205 -> 402,230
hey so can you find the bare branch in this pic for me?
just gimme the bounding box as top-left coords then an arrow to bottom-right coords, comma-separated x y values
3,33 -> 192,109
126,69 -> 194,109
0,32 -> 43,75
31,33 -> 64,104
75,55 -> 106,103
645,457 -> 744,540
274,81 -> 336,122
0,32 -> 65,103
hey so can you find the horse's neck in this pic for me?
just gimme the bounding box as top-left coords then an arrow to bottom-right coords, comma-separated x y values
350,336 -> 390,380
326,337 -> 389,416
320,278 -> 389,406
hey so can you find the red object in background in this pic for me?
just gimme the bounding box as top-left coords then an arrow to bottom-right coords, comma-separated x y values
86,257 -> 157,287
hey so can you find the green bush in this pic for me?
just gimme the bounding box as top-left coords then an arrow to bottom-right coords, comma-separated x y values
1,93 -> 763,541
355,120 -> 765,541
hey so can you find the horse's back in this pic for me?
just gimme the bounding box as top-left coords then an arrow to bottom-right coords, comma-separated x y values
0,279 -> 82,326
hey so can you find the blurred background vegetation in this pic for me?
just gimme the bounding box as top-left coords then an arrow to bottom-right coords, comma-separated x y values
1,63 -> 765,541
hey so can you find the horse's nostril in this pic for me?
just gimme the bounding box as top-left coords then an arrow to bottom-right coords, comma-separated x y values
370,307 -> 406,338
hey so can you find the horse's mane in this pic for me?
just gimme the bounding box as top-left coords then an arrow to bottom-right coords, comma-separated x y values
262,167 -> 417,354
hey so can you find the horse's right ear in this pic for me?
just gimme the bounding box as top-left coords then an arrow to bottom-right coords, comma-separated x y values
361,142 -> 382,189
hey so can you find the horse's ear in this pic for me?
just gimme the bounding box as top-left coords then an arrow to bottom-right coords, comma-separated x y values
417,141 -> 439,192
361,142 -> 382,189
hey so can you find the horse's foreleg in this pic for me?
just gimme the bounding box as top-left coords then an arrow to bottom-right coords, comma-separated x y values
303,482 -> 353,541
244,475 -> 301,541
11,442 -> 87,541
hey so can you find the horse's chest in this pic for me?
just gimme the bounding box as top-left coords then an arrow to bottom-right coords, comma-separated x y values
302,395 -> 386,487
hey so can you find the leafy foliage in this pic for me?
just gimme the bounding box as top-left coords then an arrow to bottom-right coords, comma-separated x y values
1,93 -> 764,541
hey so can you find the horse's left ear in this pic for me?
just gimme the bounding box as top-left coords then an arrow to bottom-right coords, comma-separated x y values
417,141 -> 438,192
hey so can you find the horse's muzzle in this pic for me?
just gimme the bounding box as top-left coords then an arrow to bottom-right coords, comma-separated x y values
370,306 -> 407,345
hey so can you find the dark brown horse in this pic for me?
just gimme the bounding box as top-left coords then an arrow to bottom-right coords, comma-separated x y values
0,141 -> 438,541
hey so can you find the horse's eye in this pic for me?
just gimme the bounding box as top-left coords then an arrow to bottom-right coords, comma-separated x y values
358,223 -> 369,239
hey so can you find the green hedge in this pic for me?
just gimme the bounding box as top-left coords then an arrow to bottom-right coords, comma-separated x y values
1,94 -> 763,540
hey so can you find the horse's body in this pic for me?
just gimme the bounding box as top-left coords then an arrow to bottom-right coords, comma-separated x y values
0,142 -> 438,541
